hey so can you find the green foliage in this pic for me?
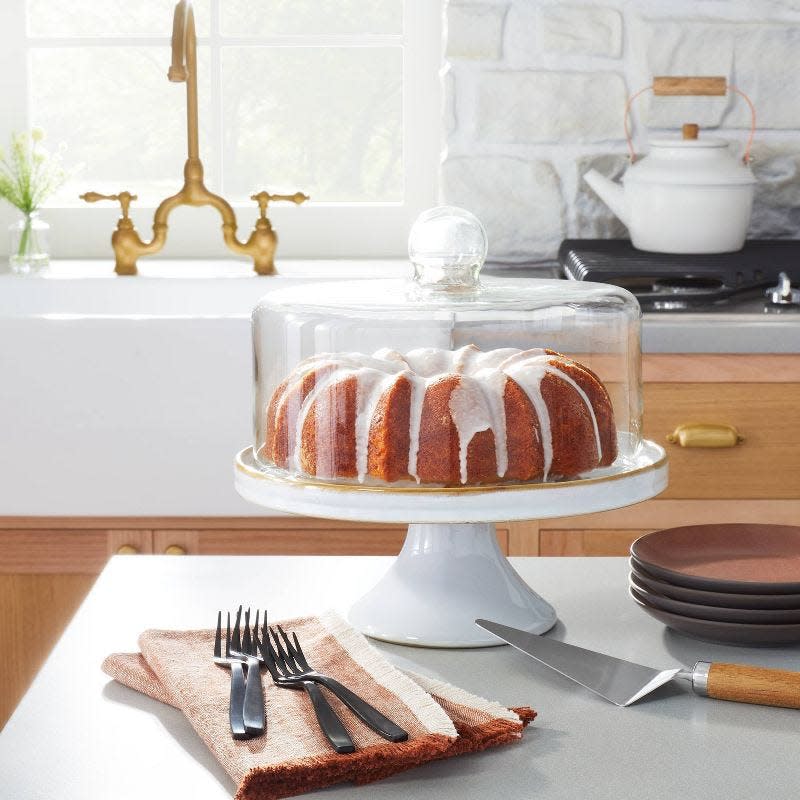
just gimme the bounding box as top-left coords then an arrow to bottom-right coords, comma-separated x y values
0,129 -> 66,214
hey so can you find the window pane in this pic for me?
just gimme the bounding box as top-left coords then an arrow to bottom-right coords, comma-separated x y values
27,0 -> 211,37
30,47 -> 213,205
222,47 -> 403,202
221,0 -> 402,36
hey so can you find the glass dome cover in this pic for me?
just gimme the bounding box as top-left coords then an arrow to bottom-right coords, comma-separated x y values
251,206 -> 643,491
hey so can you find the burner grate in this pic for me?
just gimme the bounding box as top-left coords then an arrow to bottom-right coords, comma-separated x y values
559,239 -> 800,310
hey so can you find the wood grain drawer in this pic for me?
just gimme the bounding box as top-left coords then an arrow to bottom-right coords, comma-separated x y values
153,526 -> 512,556
644,383 -> 800,499
153,528 -> 408,556
539,529 -> 653,556
0,530 -> 152,573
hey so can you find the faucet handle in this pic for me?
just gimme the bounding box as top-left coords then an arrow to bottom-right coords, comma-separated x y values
250,190 -> 309,219
80,191 -> 138,220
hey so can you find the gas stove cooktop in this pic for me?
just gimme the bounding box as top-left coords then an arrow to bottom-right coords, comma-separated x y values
558,239 -> 800,313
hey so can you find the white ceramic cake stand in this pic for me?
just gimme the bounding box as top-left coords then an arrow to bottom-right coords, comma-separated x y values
235,441 -> 667,648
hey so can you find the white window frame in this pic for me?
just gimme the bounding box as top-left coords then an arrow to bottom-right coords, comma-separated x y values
0,0 -> 442,260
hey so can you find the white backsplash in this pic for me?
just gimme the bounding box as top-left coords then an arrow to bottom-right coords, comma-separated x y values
441,0 -> 800,262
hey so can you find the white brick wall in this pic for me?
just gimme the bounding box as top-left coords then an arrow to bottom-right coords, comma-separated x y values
442,0 -> 800,262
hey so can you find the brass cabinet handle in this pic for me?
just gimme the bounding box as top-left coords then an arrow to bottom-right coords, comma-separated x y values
666,423 -> 744,448
164,544 -> 187,555
116,544 -> 139,555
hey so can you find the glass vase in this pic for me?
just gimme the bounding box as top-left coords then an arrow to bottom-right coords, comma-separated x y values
9,211 -> 50,275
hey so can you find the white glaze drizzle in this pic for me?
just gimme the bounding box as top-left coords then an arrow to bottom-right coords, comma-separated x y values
448,372 -> 508,483
406,372 -> 428,483
500,350 -> 603,480
474,368 -> 509,477
274,345 -> 604,483
289,367 -> 343,473
354,369 -> 398,482
500,359 -> 553,479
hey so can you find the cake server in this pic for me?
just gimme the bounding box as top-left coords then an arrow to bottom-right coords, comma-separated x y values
476,619 -> 800,709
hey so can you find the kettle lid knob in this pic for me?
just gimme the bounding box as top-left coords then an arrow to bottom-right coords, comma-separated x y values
682,123 -> 700,140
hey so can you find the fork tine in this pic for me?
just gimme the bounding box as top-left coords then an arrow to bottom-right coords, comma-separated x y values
213,611 -> 222,658
269,626 -> 296,674
225,611 -> 232,658
276,625 -> 309,672
290,631 -> 312,672
275,626 -> 292,650
258,614 -> 281,680
242,607 -> 252,653
266,640 -> 283,677
232,605 -> 243,652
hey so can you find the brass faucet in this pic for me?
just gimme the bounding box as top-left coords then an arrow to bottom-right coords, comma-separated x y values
81,0 -> 308,275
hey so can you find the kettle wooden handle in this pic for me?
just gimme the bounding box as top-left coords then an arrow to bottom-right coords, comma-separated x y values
699,662 -> 800,710
653,76 -> 727,96
624,78 -> 756,164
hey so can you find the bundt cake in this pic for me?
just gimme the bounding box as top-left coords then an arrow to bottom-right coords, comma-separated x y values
261,344 -> 617,486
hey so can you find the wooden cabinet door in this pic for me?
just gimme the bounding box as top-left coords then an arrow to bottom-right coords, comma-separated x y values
644,382 -> 800,500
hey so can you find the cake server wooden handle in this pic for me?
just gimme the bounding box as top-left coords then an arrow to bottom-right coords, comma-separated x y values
693,661 -> 800,709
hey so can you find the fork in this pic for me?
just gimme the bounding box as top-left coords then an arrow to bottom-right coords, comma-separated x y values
255,613 -> 355,754
232,608 -> 266,738
213,608 -> 247,740
263,622 -> 408,743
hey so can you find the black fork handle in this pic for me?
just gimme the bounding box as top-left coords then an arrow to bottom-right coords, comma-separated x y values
242,657 -> 265,737
313,676 -> 408,742
302,681 -> 355,754
229,661 -> 248,740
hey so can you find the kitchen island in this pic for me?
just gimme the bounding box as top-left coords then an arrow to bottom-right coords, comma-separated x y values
0,555 -> 797,799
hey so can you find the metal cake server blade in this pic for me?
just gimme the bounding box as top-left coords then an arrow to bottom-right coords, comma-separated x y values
477,618 -> 800,710
476,619 -> 685,707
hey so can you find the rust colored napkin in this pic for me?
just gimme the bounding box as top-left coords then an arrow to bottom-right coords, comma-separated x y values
102,611 -> 535,800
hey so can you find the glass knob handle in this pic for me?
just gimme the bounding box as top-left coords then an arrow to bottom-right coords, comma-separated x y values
116,544 -> 139,555
164,544 -> 187,555
408,205 -> 487,293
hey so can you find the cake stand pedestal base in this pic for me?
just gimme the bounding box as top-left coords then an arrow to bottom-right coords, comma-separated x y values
348,522 -> 556,648
235,443 -> 668,648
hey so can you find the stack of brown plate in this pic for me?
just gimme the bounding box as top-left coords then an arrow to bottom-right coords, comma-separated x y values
629,524 -> 800,646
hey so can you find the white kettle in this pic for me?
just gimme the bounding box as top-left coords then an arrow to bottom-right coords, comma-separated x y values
584,125 -> 756,254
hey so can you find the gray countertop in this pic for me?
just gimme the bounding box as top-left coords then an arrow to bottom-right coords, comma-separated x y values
640,310 -> 799,353
1,556 -> 797,799
486,263 -> 800,353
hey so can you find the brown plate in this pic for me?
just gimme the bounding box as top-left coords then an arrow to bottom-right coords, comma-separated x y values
629,590 -> 800,646
629,559 -> 800,610
629,575 -> 800,624
630,524 -> 800,594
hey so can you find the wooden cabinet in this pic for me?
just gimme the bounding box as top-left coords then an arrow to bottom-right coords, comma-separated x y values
2,353 -> 798,727
538,353 -> 800,557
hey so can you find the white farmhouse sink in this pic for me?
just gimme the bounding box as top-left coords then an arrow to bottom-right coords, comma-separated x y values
0,259 -> 404,317
0,259 -> 405,516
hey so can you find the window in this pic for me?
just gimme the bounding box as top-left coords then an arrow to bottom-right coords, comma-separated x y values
0,1 -> 441,259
